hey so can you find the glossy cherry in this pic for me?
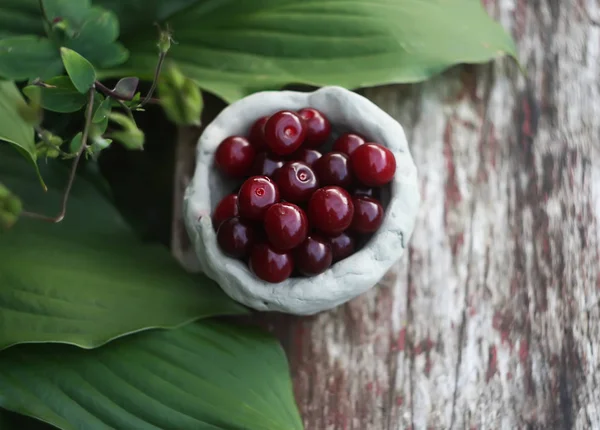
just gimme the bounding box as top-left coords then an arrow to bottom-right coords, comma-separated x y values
251,152 -> 285,178
308,186 -> 354,235
248,116 -> 269,151
294,235 -> 333,276
350,143 -> 396,186
212,194 -> 238,230
329,232 -> 356,262
216,217 -> 255,259
263,202 -> 308,251
277,161 -> 319,203
351,196 -> 384,233
290,148 -> 322,167
250,242 -> 294,283
215,136 -> 256,177
297,108 -> 331,147
238,176 -> 279,221
333,133 -> 365,156
264,110 -> 306,155
314,151 -> 353,188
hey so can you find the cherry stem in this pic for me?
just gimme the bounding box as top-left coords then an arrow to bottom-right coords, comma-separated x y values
94,81 -> 160,105
21,88 -> 96,223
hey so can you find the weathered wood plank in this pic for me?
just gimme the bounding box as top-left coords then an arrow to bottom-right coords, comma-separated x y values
173,0 -> 600,428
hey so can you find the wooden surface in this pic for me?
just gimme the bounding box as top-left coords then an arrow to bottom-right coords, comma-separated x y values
173,1 -> 600,428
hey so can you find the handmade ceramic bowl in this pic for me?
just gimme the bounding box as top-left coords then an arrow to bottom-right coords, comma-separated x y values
184,86 -> 419,315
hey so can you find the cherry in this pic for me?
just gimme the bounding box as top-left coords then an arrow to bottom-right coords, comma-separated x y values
333,133 -> 365,156
212,194 -> 238,230
277,161 -> 319,203
314,151 -> 353,188
263,202 -> 308,251
297,108 -> 331,147
351,143 -> 396,186
351,196 -> 384,233
238,176 -> 279,221
214,136 -> 256,177
248,116 -> 269,151
251,152 -> 285,178
250,242 -> 293,283
264,111 -> 306,155
289,148 -> 322,167
216,217 -> 255,259
329,232 -> 356,262
308,186 -> 354,235
294,235 -> 333,276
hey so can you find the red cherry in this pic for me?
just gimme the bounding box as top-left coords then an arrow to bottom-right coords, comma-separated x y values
350,143 -> 396,186
277,161 -> 319,203
351,196 -> 384,233
250,243 -> 293,283
333,133 -> 365,156
289,148 -> 322,167
248,116 -> 269,151
216,217 -> 255,259
329,232 -> 356,262
251,152 -> 285,178
294,235 -> 332,276
308,186 -> 354,235
264,111 -> 306,155
297,108 -> 331,147
263,202 -> 308,251
212,194 -> 238,230
314,151 -> 353,188
215,136 -> 256,177
238,176 -> 279,221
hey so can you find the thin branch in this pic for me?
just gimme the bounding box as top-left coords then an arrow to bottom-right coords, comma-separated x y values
38,0 -> 53,30
21,88 -> 96,223
95,81 -> 160,104
140,51 -> 166,107
117,99 -> 136,122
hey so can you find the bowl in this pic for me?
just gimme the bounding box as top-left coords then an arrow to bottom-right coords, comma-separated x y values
184,86 -> 419,315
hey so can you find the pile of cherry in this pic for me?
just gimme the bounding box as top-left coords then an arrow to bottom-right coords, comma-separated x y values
211,108 -> 396,283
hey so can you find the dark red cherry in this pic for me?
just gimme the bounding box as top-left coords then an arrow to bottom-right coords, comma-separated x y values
263,202 -> 308,251
289,148 -> 322,167
333,133 -> 365,156
308,186 -> 354,235
215,136 -> 256,177
314,151 -> 353,188
251,152 -> 285,178
248,116 -> 269,151
351,196 -> 384,233
238,176 -> 279,221
329,232 -> 356,262
264,111 -> 306,155
277,161 -> 319,203
216,217 -> 255,259
250,242 -> 293,283
294,235 -> 333,276
351,143 -> 396,186
212,194 -> 238,230
297,108 -> 331,147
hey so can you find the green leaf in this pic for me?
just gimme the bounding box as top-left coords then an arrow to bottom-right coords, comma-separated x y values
92,96 -> 111,123
0,147 -> 246,350
0,182 -> 22,231
0,1 -> 44,38
107,111 -> 144,150
0,36 -> 62,80
107,0 -> 517,103
68,131 -> 83,153
112,76 -> 138,99
0,321 -> 303,430
22,76 -> 87,113
43,0 -> 92,27
0,81 -> 45,189
158,64 -> 203,126
60,47 -> 96,93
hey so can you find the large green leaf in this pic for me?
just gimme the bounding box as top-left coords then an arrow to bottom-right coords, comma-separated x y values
0,147 -> 246,351
60,47 -> 96,93
0,81 -> 44,188
0,321 -> 303,430
23,76 -> 88,113
0,0 -> 44,39
105,0 -> 517,102
0,36 -> 62,81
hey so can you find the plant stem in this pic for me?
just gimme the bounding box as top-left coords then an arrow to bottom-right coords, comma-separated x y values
21,88 -> 96,223
140,51 -> 166,107
38,0 -> 52,30
95,81 -> 160,105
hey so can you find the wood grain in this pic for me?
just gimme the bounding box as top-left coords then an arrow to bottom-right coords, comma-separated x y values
173,0 -> 600,428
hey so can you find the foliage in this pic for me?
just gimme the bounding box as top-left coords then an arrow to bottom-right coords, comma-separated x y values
0,0 -> 517,428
